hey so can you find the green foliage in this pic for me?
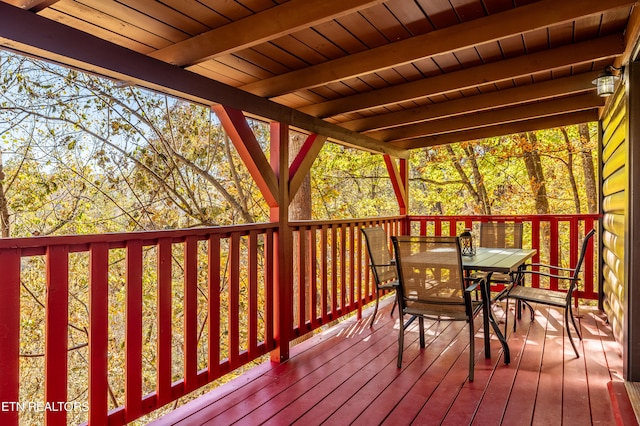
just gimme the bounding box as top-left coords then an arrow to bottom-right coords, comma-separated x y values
311,143 -> 399,219
410,127 -> 597,215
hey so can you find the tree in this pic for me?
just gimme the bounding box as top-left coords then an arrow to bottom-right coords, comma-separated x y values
520,132 -> 550,215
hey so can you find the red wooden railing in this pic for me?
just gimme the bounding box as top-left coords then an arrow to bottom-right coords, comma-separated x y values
408,214 -> 600,301
0,214 -> 599,425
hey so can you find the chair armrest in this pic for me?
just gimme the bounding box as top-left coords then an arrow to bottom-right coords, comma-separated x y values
465,281 -> 480,293
370,262 -> 396,267
525,263 -> 576,273
519,269 -> 581,281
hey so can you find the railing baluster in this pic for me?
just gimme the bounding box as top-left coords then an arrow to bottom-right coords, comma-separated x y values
331,225 -> 338,317
124,240 -> 143,421
228,233 -> 240,368
340,224 -> 347,312
0,248 -> 21,426
321,225 -> 328,323
156,238 -> 172,407
550,218 -> 560,290
248,230 -> 259,356
309,226 -> 318,329
89,243 -> 109,424
265,229 -> 275,350
184,236 -> 198,392
208,234 -> 221,380
45,245 -> 69,426
348,225 -> 355,316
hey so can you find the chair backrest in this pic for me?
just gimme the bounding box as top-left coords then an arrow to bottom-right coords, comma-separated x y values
479,222 -> 524,249
570,228 -> 596,285
391,235 -> 467,315
361,227 -> 397,284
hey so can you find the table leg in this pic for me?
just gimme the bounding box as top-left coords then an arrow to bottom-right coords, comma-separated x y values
481,273 -> 491,358
481,273 -> 511,365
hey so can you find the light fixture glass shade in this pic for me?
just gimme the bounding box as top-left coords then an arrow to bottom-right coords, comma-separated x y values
592,73 -> 620,97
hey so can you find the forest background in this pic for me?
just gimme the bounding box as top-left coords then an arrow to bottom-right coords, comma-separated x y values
0,51 -> 598,424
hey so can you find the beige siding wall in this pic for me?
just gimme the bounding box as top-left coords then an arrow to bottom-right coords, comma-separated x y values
602,86 -> 627,345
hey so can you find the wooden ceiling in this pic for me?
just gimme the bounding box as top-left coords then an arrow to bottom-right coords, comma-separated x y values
0,0 -> 638,157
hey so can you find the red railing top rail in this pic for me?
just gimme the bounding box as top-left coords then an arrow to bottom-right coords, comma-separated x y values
0,222 -> 279,255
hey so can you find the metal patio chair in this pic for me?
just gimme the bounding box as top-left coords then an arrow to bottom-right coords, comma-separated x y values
361,227 -> 398,327
392,235 -> 485,381
504,228 -> 595,357
479,221 -> 524,291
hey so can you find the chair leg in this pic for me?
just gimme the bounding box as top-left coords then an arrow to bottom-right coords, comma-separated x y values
419,317 -> 425,348
397,314 -> 405,368
468,316 -> 475,382
568,304 -> 582,340
390,295 -> 397,317
564,308 -> 580,358
369,290 -> 380,328
524,301 -> 535,321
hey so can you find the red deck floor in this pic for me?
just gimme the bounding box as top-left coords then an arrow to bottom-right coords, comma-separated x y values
151,299 -> 637,425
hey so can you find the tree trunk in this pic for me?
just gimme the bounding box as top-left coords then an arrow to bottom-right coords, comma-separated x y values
0,153 -> 10,237
447,145 -> 489,214
560,127 -> 581,213
521,132 -> 549,214
463,144 -> 491,214
578,123 -> 598,214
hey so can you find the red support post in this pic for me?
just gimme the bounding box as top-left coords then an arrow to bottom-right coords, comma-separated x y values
269,122 -> 292,362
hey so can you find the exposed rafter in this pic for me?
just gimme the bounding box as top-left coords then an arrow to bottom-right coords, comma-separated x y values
342,72 -> 600,132
150,0 -> 385,66
301,35 -> 624,118
240,0 -> 635,98
370,93 -> 604,142
392,111 -> 599,149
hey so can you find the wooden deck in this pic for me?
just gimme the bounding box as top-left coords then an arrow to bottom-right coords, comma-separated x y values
152,299 -> 637,425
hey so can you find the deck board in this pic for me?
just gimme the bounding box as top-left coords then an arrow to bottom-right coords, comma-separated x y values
152,298 -> 637,426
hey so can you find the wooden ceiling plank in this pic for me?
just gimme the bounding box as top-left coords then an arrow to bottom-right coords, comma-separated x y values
75,0 -> 192,44
0,2 -> 407,159
392,111 -> 598,149
343,72 -> 600,132
149,0 -> 386,66
51,1 -> 175,50
38,8 -> 155,54
240,0 -> 635,97
301,34 -> 624,117
377,93 -> 604,141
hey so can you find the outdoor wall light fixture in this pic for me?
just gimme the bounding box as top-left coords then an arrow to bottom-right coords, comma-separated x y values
592,66 -> 622,97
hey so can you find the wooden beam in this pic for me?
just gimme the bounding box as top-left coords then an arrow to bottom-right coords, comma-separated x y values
289,134 -> 326,200
241,0 -> 635,97
212,105 -> 280,208
373,93 -> 604,142
342,72 -> 600,132
384,156 -> 407,214
0,2 -> 408,158
3,0 -> 60,11
392,111 -> 599,149
150,0 -> 385,66
301,34 -> 624,118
